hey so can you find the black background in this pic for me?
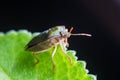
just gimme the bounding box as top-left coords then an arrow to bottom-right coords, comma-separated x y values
0,0 -> 120,80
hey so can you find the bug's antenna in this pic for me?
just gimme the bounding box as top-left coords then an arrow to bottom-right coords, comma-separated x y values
69,27 -> 92,37
69,27 -> 73,33
71,33 -> 92,37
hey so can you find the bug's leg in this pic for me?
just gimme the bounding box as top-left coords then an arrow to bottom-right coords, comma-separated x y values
33,52 -> 39,64
52,45 -> 57,71
59,42 -> 72,64
33,48 -> 51,64
34,48 -> 51,54
64,38 -> 69,47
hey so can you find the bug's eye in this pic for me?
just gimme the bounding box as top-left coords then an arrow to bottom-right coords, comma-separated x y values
60,32 -> 63,36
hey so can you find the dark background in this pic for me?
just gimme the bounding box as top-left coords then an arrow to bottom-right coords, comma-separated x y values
0,0 -> 120,80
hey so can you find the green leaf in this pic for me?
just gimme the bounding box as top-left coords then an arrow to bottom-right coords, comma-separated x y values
0,30 -> 96,80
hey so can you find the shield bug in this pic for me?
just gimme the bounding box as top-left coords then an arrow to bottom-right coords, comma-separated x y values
25,26 -> 91,70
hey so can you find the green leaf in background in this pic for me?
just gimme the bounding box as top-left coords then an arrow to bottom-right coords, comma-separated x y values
0,30 -> 96,80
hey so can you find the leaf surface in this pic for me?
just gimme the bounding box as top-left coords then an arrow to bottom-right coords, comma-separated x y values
0,30 -> 96,80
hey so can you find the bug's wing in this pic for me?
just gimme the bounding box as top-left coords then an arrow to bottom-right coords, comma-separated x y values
25,37 -> 54,52
25,30 -> 49,50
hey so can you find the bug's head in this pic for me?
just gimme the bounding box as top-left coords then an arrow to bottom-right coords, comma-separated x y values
68,27 -> 92,37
